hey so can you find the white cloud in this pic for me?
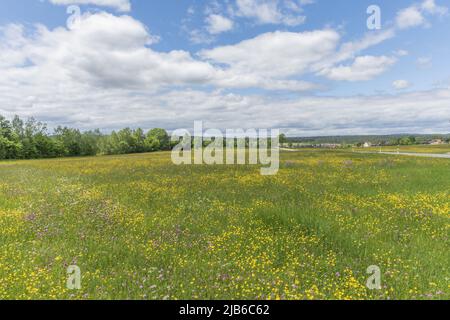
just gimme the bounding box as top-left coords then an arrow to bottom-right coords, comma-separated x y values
0,24 -> 29,68
325,29 -> 396,68
49,0 -> 131,12
1,13 -> 332,97
144,87 -> 450,136
205,14 -> 234,34
0,13 -> 215,91
1,11 -> 400,97
211,73 -> 321,92
421,0 -> 448,15
199,29 -> 340,91
188,29 -> 215,45
3,10 -> 441,136
393,80 -> 411,90
396,0 -> 448,29
200,29 -> 357,90
233,0 -> 308,26
394,49 -> 409,57
201,30 -> 340,78
417,57 -> 433,68
320,56 -> 397,82
1,79 -> 449,135
396,6 -> 426,29
0,2 -> 446,136
0,11 -> 448,135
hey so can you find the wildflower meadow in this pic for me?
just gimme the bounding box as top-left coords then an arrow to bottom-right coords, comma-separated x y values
0,150 -> 448,300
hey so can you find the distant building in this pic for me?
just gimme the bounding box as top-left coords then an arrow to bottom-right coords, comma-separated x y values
429,139 -> 444,145
318,143 -> 342,149
363,142 -> 372,148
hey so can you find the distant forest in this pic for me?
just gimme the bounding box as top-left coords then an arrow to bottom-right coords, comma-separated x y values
1,114 -> 449,160
0,115 -> 170,160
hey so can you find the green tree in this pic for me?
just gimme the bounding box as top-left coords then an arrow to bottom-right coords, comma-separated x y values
0,136 -> 22,159
146,128 -> 169,150
279,134 -> 288,145
80,130 -> 102,156
144,135 -> 161,151
54,127 -> 82,156
0,114 -> 178,159
0,116 -> 13,140
132,128 -> 146,153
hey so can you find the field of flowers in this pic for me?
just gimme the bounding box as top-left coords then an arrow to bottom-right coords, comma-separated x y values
0,150 -> 449,300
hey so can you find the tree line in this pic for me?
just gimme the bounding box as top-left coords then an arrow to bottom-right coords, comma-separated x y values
0,115 -> 170,160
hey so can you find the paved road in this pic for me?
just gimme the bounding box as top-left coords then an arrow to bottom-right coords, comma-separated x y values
280,148 -> 450,159
358,151 -> 450,159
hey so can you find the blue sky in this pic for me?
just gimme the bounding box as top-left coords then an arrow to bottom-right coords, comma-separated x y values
0,0 -> 449,135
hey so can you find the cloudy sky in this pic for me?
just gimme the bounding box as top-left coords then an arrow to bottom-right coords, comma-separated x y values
0,0 -> 449,136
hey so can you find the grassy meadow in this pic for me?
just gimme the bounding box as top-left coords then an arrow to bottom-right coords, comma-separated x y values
0,149 -> 449,300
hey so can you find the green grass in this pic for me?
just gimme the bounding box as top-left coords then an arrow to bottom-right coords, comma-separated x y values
0,150 -> 449,300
